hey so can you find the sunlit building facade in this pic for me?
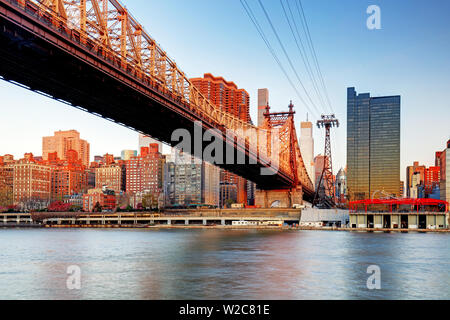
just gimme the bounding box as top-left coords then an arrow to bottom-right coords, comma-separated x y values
96,165 -> 123,194
258,88 -> 269,127
347,87 -> 401,200
190,73 -> 249,204
42,130 -> 90,167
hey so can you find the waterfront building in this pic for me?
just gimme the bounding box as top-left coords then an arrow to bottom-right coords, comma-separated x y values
299,119 -> 315,186
42,130 -> 90,166
190,73 -> 250,204
82,188 -> 116,212
347,87 -> 401,200
165,153 -> 220,207
258,88 -> 269,127
126,144 -> 165,204
349,198 -> 448,230
220,183 -> 238,208
437,140 -> 450,202
12,157 -> 52,209
63,193 -> 84,208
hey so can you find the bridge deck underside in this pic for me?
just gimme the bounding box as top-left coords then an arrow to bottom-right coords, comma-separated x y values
0,0 -> 314,201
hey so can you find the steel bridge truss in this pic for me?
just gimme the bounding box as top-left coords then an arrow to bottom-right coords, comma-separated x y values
4,0 -> 313,193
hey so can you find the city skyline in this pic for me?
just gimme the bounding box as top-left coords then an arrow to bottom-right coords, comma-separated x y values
1,0 -> 450,305
1,0 -> 450,184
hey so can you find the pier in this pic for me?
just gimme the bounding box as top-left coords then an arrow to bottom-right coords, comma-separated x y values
0,208 -> 302,228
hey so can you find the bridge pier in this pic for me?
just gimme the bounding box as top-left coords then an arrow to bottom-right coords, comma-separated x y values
255,187 -> 303,208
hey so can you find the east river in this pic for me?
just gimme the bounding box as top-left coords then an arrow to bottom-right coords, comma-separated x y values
0,229 -> 448,300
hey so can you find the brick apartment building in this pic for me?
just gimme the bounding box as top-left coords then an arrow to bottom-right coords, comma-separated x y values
190,73 -> 250,205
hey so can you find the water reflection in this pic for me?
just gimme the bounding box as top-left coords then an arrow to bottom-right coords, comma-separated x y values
0,229 -> 448,300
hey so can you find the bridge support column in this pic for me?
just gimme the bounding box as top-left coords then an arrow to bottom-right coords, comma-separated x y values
255,186 -> 303,208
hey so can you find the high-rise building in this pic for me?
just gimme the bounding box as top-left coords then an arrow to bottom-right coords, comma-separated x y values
42,130 -> 90,166
258,88 -> 269,126
190,73 -> 251,122
13,159 -> 52,208
299,119 -> 314,186
190,73 -> 250,204
347,87 -> 401,200
437,140 -> 450,202
126,144 -> 165,202
165,153 -> 220,207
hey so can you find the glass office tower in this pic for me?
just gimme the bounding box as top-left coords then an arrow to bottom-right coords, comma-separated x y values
347,88 -> 401,200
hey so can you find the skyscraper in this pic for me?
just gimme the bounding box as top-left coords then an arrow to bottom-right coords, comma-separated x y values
299,119 -> 314,186
190,73 -> 251,122
347,87 -> 401,200
42,130 -> 90,166
190,73 -> 250,205
258,88 -> 269,127
126,144 -> 165,199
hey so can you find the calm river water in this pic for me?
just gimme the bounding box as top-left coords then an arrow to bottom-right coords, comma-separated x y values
0,229 -> 448,300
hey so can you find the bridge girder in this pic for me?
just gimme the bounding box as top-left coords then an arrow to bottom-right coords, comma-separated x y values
0,0 -> 315,202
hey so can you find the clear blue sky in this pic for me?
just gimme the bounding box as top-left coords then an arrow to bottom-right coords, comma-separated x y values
1,0 -> 449,183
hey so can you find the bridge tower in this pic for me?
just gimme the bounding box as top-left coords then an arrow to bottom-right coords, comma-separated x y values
313,114 -> 339,208
254,101 -> 305,208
